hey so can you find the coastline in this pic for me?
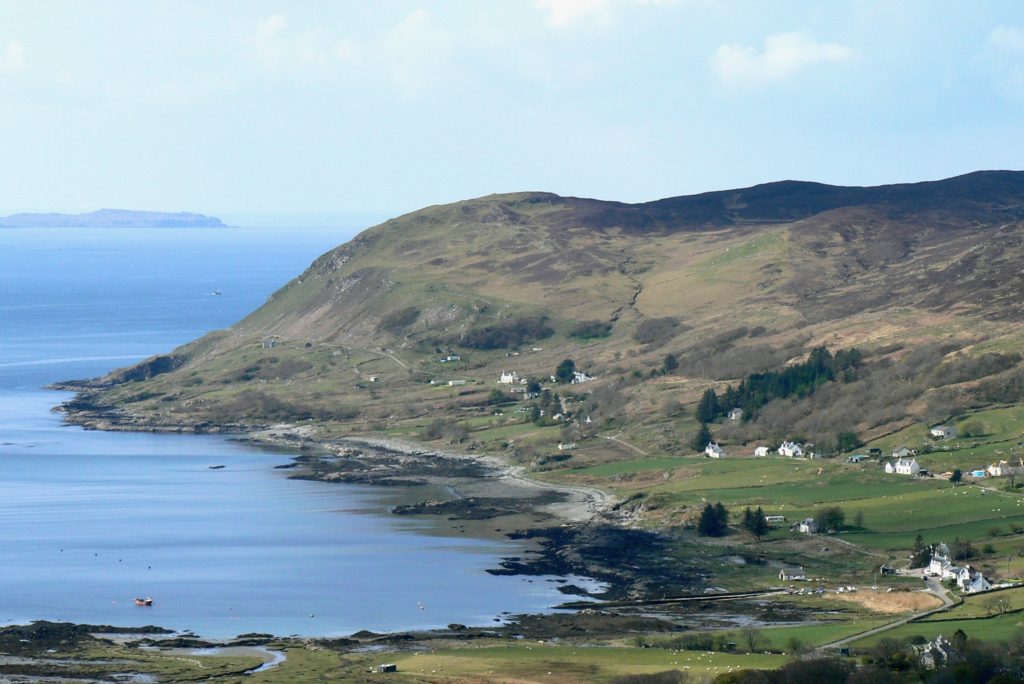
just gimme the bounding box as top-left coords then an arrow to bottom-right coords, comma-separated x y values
51,388 -> 706,607
52,386 -> 616,525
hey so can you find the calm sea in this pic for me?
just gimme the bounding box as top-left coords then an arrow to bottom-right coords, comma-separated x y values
0,226 -> 585,638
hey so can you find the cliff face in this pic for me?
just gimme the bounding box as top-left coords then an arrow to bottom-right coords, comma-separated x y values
68,171 -> 1024,441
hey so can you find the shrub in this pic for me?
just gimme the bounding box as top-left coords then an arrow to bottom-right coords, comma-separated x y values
568,320 -> 613,339
378,306 -> 420,333
458,316 -> 554,350
961,419 -> 986,438
633,317 -> 681,346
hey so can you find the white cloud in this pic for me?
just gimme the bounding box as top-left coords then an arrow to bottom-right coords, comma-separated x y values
533,0 -> 612,28
247,10 -> 453,95
377,10 -> 453,93
711,32 -> 854,89
532,0 -> 679,29
0,40 -> 26,73
984,25 -> 1024,96
989,25 -> 1024,57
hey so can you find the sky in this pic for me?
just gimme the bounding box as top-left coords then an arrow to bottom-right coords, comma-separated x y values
1,0 -> 1023,218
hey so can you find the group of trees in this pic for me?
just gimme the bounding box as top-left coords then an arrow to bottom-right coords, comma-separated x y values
814,505 -> 846,533
457,315 -> 554,350
742,507 -> 770,540
697,504 -> 771,540
697,502 -> 730,537
697,346 -> 864,424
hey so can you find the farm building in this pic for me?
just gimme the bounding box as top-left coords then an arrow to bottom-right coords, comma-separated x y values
930,425 -> 957,439
892,446 -> 916,458
779,567 -> 806,581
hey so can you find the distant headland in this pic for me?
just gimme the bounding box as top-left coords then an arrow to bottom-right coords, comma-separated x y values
0,208 -> 226,228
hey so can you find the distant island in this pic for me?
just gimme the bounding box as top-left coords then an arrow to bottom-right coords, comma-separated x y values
0,208 -> 226,228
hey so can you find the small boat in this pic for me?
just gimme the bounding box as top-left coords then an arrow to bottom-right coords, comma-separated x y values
210,289 -> 223,296
208,464 -> 225,470
134,597 -> 153,607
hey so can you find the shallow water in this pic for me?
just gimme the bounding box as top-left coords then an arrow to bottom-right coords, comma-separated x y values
0,226 -> 587,637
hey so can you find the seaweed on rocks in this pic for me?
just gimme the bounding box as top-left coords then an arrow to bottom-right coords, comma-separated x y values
493,524 -> 698,601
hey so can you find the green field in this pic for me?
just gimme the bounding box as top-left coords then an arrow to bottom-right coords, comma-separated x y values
388,643 -> 788,682
851,610 -> 1024,647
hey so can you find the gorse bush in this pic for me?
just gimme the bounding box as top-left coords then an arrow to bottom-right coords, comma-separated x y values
457,316 -> 554,350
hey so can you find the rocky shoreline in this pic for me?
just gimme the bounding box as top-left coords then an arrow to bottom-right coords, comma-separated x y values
52,387 -> 697,603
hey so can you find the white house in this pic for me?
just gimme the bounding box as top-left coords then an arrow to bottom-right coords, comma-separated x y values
572,370 -> 593,384
930,425 -> 957,439
447,379 -> 467,387
727,408 -> 744,421
794,517 -> 819,534
705,442 -> 726,459
987,460 -> 1024,478
928,545 -> 990,592
753,446 -> 770,457
886,457 -> 921,476
779,567 -> 806,581
956,567 -> 992,594
778,441 -> 805,458
498,371 -> 519,384
918,635 -> 957,670
928,547 -> 953,577
557,442 -> 577,451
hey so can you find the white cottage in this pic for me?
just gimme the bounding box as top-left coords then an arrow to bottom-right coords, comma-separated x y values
987,460 -> 1024,478
727,408 -> 744,421
753,446 -> 770,457
956,567 -> 992,594
778,441 -> 805,458
930,425 -> 957,439
886,457 -> 921,476
792,517 -> 819,534
705,442 -> 726,459
498,371 -> 519,384
779,567 -> 807,581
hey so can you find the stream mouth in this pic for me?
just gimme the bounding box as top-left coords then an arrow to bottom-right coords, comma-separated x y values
172,646 -> 287,673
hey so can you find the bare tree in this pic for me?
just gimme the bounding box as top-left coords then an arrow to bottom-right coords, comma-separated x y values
740,626 -> 767,653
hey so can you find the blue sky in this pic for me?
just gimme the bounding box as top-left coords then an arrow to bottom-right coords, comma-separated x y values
1,1 -> 1022,217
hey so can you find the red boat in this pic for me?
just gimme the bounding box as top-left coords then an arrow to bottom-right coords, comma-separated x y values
134,597 -> 153,607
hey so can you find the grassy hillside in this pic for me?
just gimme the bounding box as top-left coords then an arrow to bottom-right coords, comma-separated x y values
76,171 -> 1024,456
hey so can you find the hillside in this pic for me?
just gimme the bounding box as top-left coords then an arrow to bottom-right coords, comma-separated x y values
65,170 -> 1024,465
0,208 -> 225,228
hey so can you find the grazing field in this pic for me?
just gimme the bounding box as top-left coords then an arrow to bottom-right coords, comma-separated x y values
918,586 -> 1024,621
850,610 -> 1024,647
387,642 -> 788,682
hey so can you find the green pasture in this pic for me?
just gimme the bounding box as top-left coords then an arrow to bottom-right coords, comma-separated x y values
389,642 -> 788,682
919,587 -> 1024,621
851,610 -> 1024,647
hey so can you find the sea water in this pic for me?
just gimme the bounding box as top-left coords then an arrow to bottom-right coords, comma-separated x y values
0,226 -> 584,637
